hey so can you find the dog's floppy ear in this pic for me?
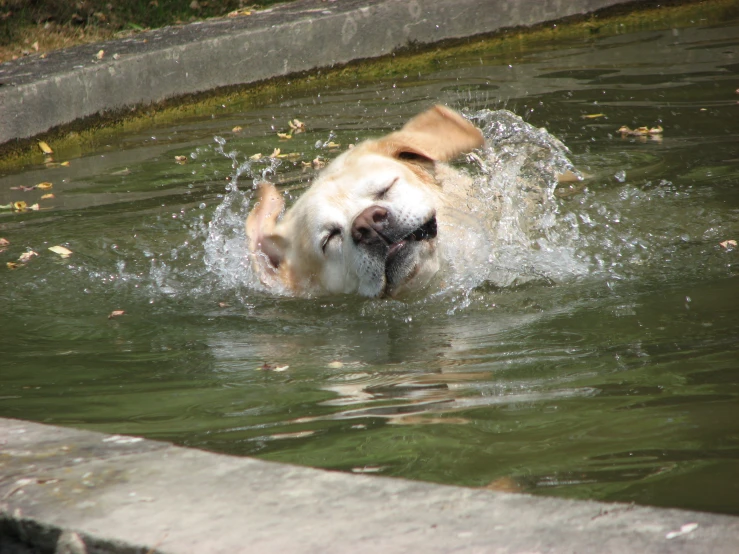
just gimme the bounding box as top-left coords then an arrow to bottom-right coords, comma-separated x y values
378,105 -> 484,163
245,182 -> 288,272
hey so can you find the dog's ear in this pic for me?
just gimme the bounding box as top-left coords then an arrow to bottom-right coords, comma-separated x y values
378,105 -> 484,163
245,182 -> 288,271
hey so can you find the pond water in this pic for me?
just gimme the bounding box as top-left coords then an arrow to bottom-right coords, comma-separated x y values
2,20 -> 738,515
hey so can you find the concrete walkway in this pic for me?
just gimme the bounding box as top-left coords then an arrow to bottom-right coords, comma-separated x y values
2,418 -> 738,553
0,0 -> 638,147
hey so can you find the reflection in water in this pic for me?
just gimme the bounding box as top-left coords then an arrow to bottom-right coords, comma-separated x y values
1,21 -> 739,515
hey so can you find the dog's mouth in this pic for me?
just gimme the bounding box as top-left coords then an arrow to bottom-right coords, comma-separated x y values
382,215 -> 438,296
385,215 -> 437,263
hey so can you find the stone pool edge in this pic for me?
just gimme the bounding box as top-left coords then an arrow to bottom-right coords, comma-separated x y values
1,0 -> 646,151
2,417 -> 738,553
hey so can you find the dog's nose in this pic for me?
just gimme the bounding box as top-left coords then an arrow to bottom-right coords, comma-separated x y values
351,205 -> 388,244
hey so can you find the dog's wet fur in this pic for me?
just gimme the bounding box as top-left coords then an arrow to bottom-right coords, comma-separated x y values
246,105 -> 487,298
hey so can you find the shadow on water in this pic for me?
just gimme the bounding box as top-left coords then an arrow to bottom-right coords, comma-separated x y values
1,21 -> 739,514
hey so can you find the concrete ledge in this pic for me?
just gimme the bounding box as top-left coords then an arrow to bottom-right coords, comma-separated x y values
2,418 -> 738,553
0,0 -> 640,147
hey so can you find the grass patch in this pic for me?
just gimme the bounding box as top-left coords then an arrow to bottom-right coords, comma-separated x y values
0,0 -> 287,62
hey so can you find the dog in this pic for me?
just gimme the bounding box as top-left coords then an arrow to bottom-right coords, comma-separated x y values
246,105 -> 489,299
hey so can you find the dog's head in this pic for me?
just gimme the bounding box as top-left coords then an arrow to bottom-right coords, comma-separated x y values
246,105 -> 484,298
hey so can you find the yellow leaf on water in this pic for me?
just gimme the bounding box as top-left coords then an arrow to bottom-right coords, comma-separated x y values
35,182 -> 53,190
269,148 -> 281,158
277,132 -> 292,140
249,153 -> 263,160
41,194 -> 55,200
0,238 -> 9,247
95,49 -> 105,60
232,126 -> 243,133
174,155 -> 187,164
719,239 -> 737,249
61,161 -> 71,167
49,245 -> 73,258
582,113 -> 605,119
288,119 -> 306,132
13,201 -> 27,211
108,310 -> 126,319
28,203 -> 40,211
38,141 -> 53,154
6,262 -> 22,270
18,251 -> 38,263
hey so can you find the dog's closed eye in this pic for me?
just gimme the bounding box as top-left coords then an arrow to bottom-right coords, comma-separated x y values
321,227 -> 342,253
374,177 -> 399,201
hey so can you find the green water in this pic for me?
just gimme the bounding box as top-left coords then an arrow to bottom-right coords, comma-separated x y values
2,21 -> 739,515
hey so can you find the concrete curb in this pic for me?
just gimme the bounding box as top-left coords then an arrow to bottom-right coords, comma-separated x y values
2,418 -> 738,553
0,0 -> 640,147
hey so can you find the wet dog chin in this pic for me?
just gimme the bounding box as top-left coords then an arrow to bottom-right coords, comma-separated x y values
382,241 -> 436,298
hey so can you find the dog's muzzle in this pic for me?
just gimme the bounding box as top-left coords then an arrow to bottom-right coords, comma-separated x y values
351,206 -> 437,252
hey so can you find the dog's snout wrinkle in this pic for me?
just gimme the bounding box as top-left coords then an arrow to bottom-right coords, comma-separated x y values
351,205 -> 389,245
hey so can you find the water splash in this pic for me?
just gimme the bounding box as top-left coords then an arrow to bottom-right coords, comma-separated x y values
198,109 -> 589,305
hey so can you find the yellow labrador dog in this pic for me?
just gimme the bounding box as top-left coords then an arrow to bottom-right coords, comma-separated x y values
246,105 -> 487,298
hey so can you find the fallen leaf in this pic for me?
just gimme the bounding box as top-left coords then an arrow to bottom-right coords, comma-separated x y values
32,41 -> 39,52
557,170 -> 581,183
666,522 -> 699,540
38,141 -> 53,154
18,251 -> 38,263
35,182 -> 53,190
618,125 -> 664,137
13,201 -> 27,211
6,262 -> 22,270
227,8 -> 252,17
719,239 -> 737,249
582,113 -> 605,119
257,362 -> 289,372
325,141 -> 341,149
174,155 -> 187,164
249,153 -> 263,160
10,185 -> 35,192
40,194 -> 55,200
218,302 -> 230,308
327,361 -> 344,369
49,245 -> 73,258
269,148 -> 281,158
277,132 -> 292,140
28,203 -> 40,211
61,161 -> 71,167
113,53 -> 120,60
351,466 -> 384,474
232,126 -> 243,133
312,157 -> 326,169
288,119 -> 306,133
108,310 -> 125,319
483,476 -> 524,493
0,238 -> 9,247
95,49 -> 104,60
